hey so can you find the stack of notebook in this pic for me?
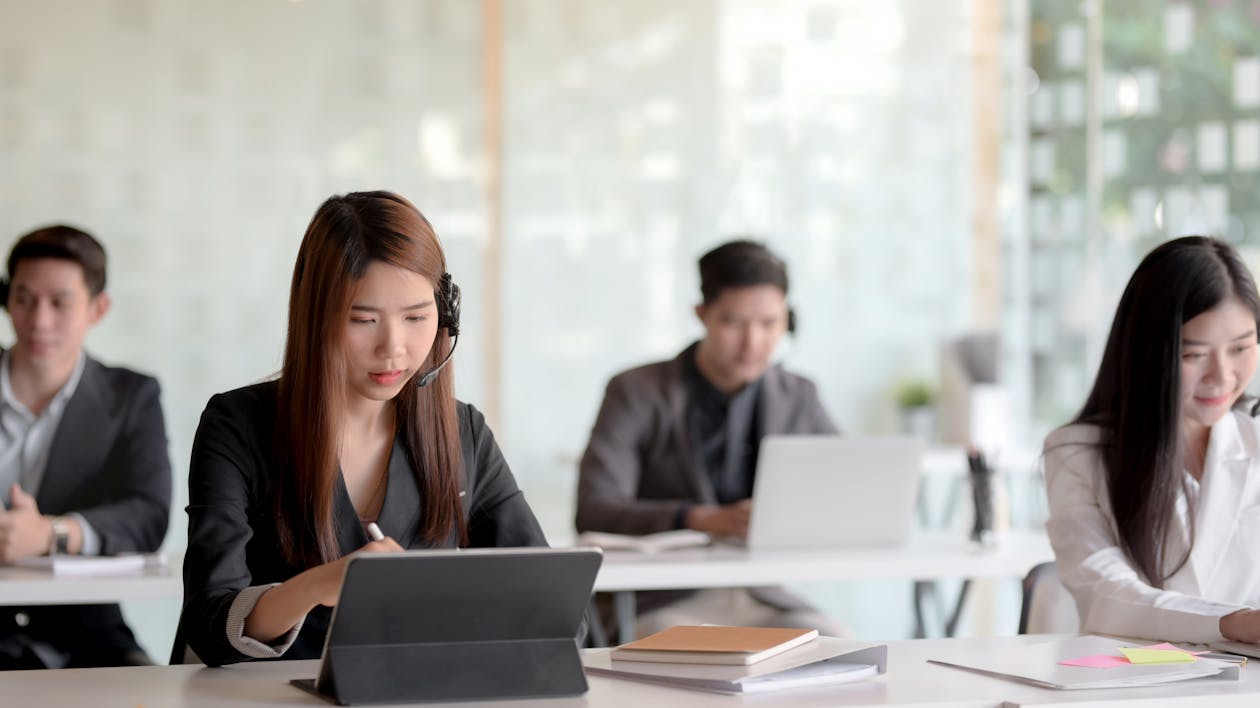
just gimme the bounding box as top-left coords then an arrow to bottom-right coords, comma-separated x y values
583,625 -> 887,695
611,625 -> 820,665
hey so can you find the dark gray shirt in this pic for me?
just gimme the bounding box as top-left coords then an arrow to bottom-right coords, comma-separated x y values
682,344 -> 763,505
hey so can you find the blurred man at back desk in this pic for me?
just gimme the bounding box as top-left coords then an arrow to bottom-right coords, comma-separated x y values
576,239 -> 845,638
0,225 -> 171,669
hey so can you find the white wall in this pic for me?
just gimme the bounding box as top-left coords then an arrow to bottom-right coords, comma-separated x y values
498,0 -> 978,540
0,0 -> 988,656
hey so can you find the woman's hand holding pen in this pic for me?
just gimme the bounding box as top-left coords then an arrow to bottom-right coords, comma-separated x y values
307,527 -> 403,607
244,531 -> 403,644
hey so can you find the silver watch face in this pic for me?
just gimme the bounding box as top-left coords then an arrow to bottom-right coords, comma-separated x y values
51,519 -> 71,554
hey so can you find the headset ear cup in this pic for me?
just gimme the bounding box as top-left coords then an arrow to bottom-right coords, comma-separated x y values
416,273 -> 462,389
439,273 -> 461,336
787,308 -> 797,335
0,278 -> 8,311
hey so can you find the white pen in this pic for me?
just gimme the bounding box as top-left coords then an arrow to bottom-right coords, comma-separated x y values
365,522 -> 385,542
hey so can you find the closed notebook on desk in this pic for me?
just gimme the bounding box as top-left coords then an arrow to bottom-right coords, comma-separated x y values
612,625 -> 818,665
16,553 -> 156,576
291,548 -> 602,705
586,637 -> 886,695
577,529 -> 711,554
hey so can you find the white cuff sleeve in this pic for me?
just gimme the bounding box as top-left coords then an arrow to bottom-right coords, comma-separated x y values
1155,600 -> 1251,644
66,513 -> 100,556
225,584 -> 306,659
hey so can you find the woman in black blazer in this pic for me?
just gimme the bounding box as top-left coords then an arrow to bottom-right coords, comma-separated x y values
177,191 -> 548,666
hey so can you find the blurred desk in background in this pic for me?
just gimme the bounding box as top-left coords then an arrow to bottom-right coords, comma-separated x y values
0,554 -> 181,605
590,532 -> 1053,642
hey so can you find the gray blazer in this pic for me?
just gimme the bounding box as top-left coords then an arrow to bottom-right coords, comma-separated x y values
576,347 -> 837,535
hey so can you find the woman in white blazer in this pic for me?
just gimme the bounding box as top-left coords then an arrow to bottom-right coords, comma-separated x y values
1045,236 -> 1260,645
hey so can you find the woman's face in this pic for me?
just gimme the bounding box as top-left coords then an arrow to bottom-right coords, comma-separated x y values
342,261 -> 440,405
1180,295 -> 1259,431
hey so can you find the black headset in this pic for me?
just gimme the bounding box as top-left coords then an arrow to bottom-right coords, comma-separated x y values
0,277 -> 8,309
787,307 -> 797,335
415,272 -> 461,388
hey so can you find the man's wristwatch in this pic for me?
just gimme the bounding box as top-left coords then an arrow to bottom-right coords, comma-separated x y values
49,517 -> 72,556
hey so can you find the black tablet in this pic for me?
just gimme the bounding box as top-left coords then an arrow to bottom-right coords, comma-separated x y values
291,547 -> 603,705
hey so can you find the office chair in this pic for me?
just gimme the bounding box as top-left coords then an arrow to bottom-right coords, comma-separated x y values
1018,561 -> 1080,634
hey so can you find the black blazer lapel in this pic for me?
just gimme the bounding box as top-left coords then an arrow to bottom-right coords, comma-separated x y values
332,437 -> 426,554
377,437 -> 423,548
331,472 -> 368,555
39,357 -> 112,515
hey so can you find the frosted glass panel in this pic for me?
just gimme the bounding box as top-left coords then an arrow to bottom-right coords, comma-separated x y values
0,0 -> 485,661
0,0 -> 989,649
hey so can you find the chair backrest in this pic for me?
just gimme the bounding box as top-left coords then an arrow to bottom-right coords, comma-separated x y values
1018,561 -> 1080,634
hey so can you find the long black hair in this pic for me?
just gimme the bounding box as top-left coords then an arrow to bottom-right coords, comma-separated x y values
1073,236 -> 1260,586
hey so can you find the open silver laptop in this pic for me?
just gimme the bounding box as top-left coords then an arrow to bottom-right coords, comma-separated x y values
747,435 -> 925,551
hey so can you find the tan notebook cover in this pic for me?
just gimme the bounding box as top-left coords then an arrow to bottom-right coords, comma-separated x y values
618,626 -> 816,654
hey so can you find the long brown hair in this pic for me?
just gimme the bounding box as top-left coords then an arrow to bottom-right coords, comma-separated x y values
275,191 -> 465,567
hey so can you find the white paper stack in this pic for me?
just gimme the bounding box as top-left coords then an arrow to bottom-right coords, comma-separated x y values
929,635 -> 1240,690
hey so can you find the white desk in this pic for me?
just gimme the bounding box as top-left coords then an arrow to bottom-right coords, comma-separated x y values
2,635 -> 1255,707
0,555 -> 181,605
590,531 -> 1053,641
0,535 -> 1052,643
0,533 -> 1047,598
592,532 -> 1051,591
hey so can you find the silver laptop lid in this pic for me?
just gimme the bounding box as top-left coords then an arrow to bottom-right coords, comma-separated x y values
747,435 -> 924,551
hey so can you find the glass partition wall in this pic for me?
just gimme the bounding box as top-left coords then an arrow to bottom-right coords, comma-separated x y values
1020,0 -> 1260,439
1,0 -> 1005,650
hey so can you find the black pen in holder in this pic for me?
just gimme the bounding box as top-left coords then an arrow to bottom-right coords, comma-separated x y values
967,449 -> 995,546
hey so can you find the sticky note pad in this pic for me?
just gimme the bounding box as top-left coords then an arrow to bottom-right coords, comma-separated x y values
1119,647 -> 1196,664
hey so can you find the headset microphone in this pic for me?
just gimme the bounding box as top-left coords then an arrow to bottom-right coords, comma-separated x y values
415,335 -> 458,388
416,273 -> 461,388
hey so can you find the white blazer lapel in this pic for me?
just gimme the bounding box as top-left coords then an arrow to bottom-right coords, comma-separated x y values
1186,412 -> 1253,592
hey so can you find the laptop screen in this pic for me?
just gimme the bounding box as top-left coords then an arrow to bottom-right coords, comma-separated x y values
747,435 -> 924,551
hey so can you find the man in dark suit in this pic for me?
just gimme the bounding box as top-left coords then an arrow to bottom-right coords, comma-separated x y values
576,240 -> 843,636
0,225 -> 171,669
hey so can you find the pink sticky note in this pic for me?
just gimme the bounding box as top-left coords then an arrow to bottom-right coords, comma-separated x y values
1059,654 -> 1133,669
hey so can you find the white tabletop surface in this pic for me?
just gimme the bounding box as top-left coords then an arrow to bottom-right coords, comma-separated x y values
0,533 -> 1051,606
592,531 -> 1054,591
0,635 -> 1256,707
